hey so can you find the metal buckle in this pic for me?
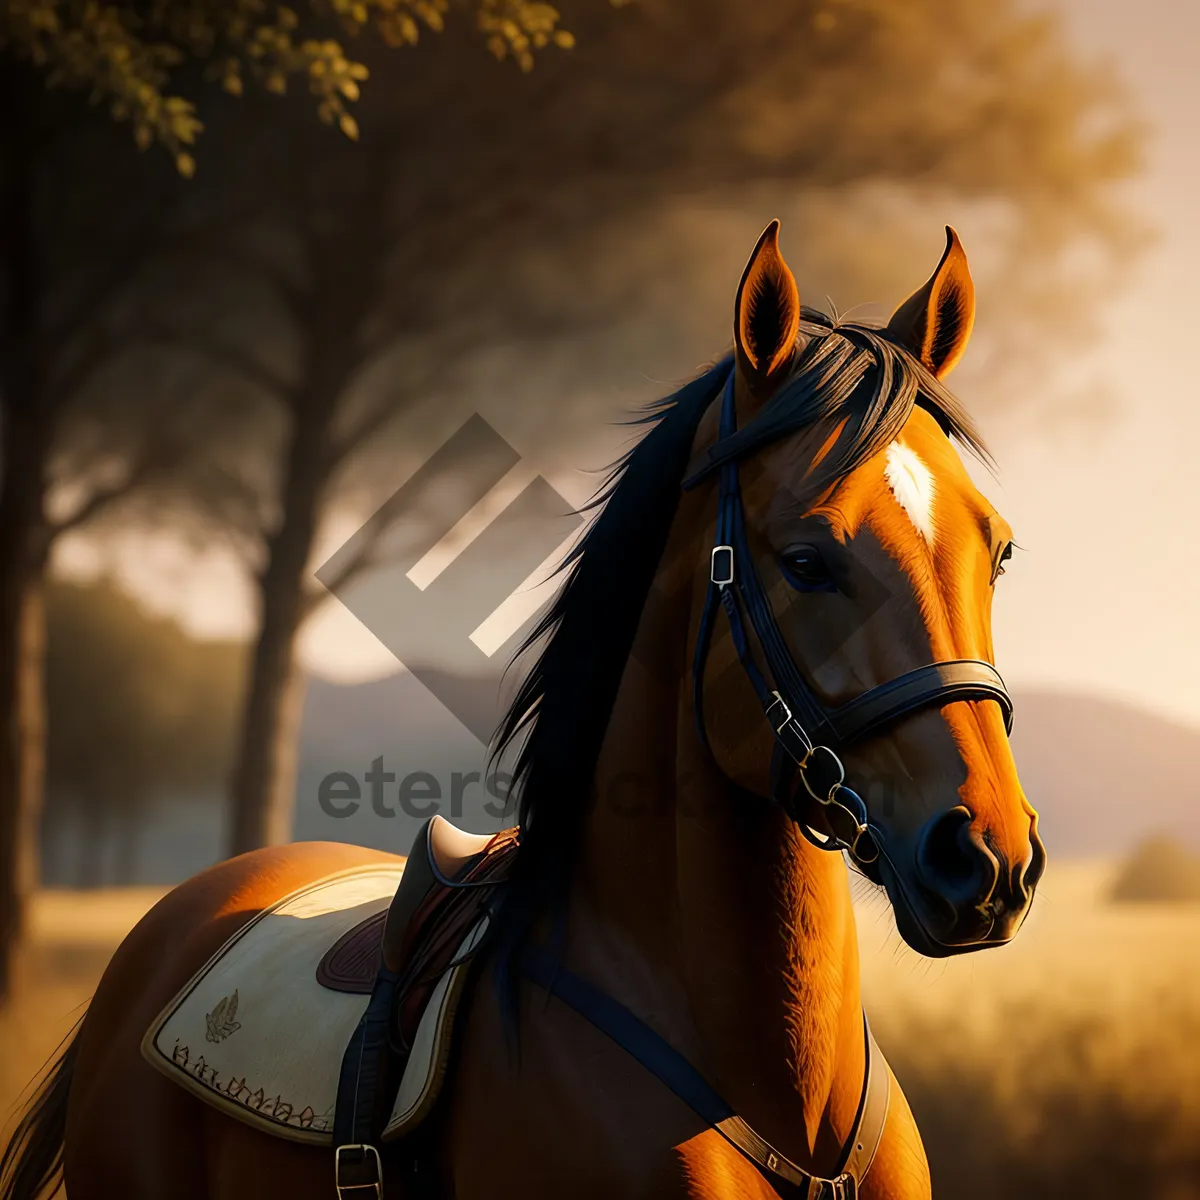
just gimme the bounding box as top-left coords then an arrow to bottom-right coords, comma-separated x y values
710,544 -> 735,586
765,691 -> 815,764
765,691 -> 792,733
848,825 -> 880,865
814,1175 -> 856,1200
800,744 -> 847,805
335,1144 -> 383,1200
819,784 -> 880,865
801,739 -> 849,806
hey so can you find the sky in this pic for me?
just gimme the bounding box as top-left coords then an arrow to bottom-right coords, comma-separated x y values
60,0 -> 1200,731
972,0 -> 1200,726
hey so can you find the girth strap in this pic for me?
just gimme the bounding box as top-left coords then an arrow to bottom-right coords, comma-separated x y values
523,945 -> 890,1198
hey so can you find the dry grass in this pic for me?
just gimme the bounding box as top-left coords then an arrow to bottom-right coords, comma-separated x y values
0,889 -> 166,1143
857,861 -> 1200,1198
3,869 -> 1199,1197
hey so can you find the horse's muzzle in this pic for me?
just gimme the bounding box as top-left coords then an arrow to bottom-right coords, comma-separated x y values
882,806 -> 1046,955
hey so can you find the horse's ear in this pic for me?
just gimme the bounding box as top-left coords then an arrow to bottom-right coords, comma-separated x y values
734,220 -> 801,394
886,226 -> 976,379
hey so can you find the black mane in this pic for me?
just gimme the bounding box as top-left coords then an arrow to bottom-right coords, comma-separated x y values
488,311 -> 987,1017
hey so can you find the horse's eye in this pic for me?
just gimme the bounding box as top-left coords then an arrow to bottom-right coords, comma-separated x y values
780,545 -> 836,593
992,542 -> 1013,583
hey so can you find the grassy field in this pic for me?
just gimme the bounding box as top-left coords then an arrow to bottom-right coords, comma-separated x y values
857,862 -> 1200,1198
0,889 -> 169,1133
2,865 -> 1199,1197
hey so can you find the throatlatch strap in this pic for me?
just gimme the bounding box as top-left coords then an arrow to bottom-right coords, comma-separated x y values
523,945 -> 889,1197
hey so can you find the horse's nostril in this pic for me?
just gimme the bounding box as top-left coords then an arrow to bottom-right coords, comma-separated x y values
1019,820 -> 1048,897
916,806 -> 979,895
912,808 -> 1037,940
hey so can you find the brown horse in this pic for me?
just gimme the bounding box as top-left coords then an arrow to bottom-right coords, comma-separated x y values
2,222 -> 1043,1199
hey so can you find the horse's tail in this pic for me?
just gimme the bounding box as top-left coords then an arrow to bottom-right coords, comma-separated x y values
0,1021 -> 81,1200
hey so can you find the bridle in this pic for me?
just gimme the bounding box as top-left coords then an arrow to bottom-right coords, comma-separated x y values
683,367 -> 1013,866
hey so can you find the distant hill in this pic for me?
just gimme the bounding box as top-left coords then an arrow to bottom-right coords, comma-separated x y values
297,675 -> 1200,859
1007,690 -> 1200,857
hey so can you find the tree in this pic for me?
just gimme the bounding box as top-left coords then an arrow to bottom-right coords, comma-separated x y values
0,0 -> 582,997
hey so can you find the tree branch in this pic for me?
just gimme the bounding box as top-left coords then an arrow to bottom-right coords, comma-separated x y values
327,394 -> 402,468
47,230 -> 161,361
138,325 -> 295,401
45,320 -> 123,409
156,236 -> 311,327
50,440 -> 186,535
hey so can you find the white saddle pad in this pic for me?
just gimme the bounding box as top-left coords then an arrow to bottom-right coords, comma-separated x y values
141,863 -> 481,1147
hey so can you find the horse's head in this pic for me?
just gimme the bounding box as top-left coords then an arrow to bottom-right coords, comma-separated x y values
693,221 -> 1044,957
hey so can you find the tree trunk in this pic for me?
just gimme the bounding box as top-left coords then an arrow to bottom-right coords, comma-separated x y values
0,105 -> 52,1000
227,403 -> 331,855
227,152 -> 387,856
0,425 -> 51,999
0,537 -> 48,996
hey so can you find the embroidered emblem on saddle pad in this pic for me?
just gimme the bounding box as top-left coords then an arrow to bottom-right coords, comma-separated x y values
140,864 -> 487,1147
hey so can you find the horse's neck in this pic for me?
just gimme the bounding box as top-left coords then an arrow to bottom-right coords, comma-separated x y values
574,650 -> 868,1162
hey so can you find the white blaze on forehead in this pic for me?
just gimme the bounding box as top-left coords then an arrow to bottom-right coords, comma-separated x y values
884,441 -> 936,543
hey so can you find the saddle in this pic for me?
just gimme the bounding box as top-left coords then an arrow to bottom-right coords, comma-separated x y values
140,816 -> 517,1187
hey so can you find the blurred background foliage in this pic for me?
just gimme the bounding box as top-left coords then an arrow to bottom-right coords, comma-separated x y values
42,577 -> 243,885
1110,836 -> 1200,903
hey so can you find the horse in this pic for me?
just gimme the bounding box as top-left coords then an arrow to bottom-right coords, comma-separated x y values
2,220 -> 1044,1199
